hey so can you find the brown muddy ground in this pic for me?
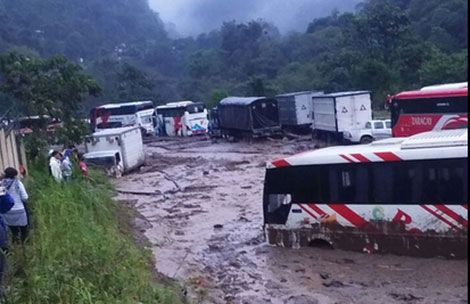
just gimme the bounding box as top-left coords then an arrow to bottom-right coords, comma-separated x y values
116,136 -> 468,304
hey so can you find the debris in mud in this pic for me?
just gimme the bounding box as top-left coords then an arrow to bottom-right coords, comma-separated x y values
241,185 -> 252,189
213,224 -> 224,229
284,295 -> 319,304
322,280 -> 345,288
319,272 -> 331,280
389,292 -> 424,302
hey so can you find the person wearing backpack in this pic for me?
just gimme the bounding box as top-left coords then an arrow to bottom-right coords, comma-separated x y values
0,185 -> 13,296
0,168 -> 29,243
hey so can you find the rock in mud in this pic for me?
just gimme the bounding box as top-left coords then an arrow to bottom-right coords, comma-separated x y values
319,272 -> 330,280
213,224 -> 224,229
389,292 -> 424,302
284,295 -> 319,304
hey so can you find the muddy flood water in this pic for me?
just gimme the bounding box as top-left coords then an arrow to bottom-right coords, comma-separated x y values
116,137 -> 468,304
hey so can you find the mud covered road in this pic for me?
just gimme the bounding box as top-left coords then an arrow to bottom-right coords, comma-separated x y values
116,137 -> 468,304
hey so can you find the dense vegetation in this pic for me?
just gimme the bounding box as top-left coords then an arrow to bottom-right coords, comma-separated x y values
5,165 -> 181,303
0,0 -> 467,110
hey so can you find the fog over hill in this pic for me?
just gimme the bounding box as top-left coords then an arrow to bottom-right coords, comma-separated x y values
149,0 -> 361,36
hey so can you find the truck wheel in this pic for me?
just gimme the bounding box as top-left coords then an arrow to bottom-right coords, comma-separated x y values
360,136 -> 373,144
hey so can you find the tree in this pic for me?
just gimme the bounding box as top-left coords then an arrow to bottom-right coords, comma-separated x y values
0,52 -> 101,156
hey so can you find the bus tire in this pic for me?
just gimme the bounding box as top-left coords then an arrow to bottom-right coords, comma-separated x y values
360,135 -> 373,144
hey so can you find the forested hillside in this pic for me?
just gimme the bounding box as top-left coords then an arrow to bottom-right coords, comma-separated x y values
0,0 -> 467,111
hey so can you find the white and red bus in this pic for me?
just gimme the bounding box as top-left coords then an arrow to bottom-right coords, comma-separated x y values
156,101 -> 209,137
388,85 -> 467,137
90,101 -> 156,136
264,129 -> 467,258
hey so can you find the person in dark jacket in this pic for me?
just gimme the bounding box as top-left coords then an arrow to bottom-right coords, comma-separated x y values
0,168 -> 29,243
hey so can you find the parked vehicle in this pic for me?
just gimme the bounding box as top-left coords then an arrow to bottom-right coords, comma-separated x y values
420,82 -> 467,91
264,128 -> 468,258
208,107 -> 222,138
387,86 -> 467,137
218,97 -> 282,138
156,101 -> 209,137
84,126 -> 145,176
275,91 -> 323,132
16,115 -> 61,135
343,119 -> 392,144
311,91 -> 372,143
90,101 -> 156,136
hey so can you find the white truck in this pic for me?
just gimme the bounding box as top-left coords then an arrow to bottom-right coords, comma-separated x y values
83,126 -> 145,176
343,119 -> 392,144
311,91 -> 372,143
275,91 -> 324,131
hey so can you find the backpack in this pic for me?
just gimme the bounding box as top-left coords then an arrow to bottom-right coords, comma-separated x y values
0,192 -> 14,214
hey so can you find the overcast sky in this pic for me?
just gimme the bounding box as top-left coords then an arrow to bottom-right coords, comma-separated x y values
149,0 -> 360,37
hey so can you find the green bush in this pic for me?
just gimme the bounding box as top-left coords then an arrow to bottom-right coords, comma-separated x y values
4,165 -> 181,304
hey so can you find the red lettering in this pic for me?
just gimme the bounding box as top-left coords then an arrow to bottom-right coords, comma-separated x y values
392,209 -> 412,225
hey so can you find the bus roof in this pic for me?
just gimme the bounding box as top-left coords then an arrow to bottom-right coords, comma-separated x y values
421,82 -> 467,91
268,129 -> 468,168
97,101 -> 154,109
392,88 -> 468,100
156,101 -> 200,109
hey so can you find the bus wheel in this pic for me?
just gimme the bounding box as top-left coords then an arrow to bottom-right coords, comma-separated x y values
360,136 -> 373,144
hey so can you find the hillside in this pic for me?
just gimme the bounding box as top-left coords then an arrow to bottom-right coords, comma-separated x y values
0,0 -> 467,110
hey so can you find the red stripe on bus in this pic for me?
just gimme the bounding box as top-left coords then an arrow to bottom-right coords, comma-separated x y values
420,205 -> 460,230
374,152 -> 403,162
339,154 -> 355,163
271,159 -> 290,168
435,205 -> 468,227
308,204 -> 327,217
350,153 -> 371,163
328,204 -> 368,227
299,204 -> 318,220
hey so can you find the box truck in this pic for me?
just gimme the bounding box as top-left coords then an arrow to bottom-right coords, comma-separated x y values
312,91 -> 372,143
275,91 -> 323,131
83,126 -> 145,176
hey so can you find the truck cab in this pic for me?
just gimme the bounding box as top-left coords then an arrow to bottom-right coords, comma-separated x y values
343,119 -> 392,144
83,151 -> 124,177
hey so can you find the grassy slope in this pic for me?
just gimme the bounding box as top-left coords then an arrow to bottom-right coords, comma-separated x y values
4,166 -> 181,304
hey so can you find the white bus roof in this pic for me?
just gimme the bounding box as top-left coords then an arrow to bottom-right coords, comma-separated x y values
268,129 -> 468,168
157,101 -> 195,109
98,101 -> 154,108
420,82 -> 467,91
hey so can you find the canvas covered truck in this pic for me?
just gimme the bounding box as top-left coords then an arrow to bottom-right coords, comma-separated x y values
84,126 -> 145,177
218,97 -> 282,138
275,91 -> 323,132
311,91 -> 373,144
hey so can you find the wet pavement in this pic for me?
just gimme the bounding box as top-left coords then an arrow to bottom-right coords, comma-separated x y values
116,137 -> 468,304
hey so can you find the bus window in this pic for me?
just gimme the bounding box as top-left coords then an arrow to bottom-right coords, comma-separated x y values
393,165 -> 415,203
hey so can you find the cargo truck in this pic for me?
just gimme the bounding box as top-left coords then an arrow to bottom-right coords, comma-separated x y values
83,126 -> 145,176
275,91 -> 323,132
311,91 -> 372,144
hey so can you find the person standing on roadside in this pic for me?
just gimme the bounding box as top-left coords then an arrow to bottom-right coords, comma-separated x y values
49,150 -> 63,183
78,154 -> 89,178
0,185 -> 11,297
0,168 -> 29,243
62,149 -> 73,182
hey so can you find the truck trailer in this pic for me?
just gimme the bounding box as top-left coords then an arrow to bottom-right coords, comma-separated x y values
275,91 -> 323,132
311,91 -> 372,143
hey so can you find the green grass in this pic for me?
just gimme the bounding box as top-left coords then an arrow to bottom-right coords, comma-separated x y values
4,164 -> 182,304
